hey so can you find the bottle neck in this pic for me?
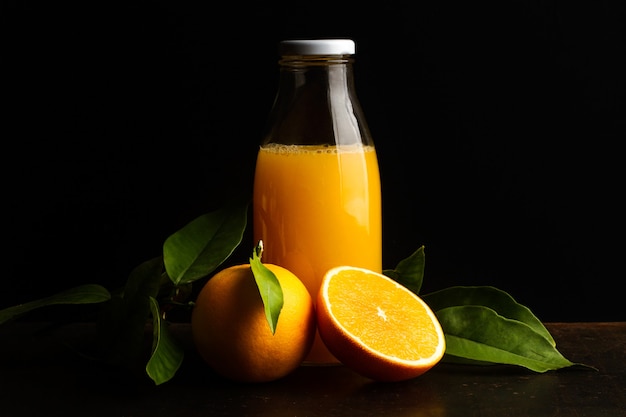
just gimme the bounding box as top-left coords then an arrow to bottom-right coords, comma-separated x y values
262,56 -> 372,147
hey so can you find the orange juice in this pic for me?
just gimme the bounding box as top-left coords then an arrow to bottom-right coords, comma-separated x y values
253,143 -> 382,363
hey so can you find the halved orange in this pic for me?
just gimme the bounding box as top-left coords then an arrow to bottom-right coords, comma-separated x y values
316,266 -> 446,382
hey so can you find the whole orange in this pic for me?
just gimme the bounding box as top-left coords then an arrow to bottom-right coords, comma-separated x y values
191,263 -> 315,382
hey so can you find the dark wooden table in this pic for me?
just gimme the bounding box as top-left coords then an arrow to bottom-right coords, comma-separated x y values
1,322 -> 624,417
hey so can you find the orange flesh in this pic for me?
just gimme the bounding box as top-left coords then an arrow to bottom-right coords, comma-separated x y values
326,269 -> 440,362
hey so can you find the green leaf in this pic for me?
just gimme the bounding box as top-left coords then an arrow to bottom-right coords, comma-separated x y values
146,296 -> 184,385
436,305 -> 581,372
163,200 -> 248,286
383,245 -> 425,295
422,285 -> 555,346
249,241 -> 283,334
98,257 -> 163,366
0,284 -> 111,325
123,257 -> 164,305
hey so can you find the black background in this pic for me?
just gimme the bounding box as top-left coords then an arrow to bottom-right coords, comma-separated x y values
3,1 -> 624,322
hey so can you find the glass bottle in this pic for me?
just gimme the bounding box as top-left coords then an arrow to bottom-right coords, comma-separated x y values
253,39 -> 382,364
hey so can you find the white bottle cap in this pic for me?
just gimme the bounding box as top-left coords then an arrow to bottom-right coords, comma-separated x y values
279,39 -> 356,56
